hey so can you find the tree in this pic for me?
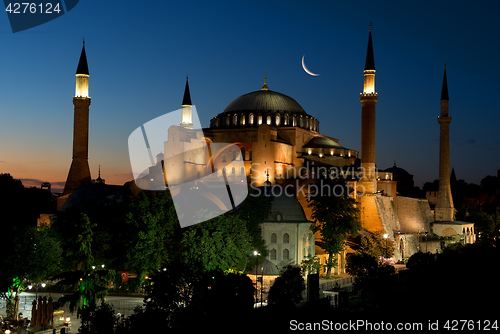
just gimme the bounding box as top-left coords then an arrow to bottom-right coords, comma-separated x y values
54,214 -> 115,315
309,178 -> 361,278
358,231 -> 395,259
233,190 -> 271,270
181,210 -> 254,272
268,266 -> 305,307
300,254 -> 322,275
121,191 -> 180,291
0,225 -> 62,320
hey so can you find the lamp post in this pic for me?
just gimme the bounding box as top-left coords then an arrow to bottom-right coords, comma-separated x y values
253,251 -> 260,307
383,233 -> 388,260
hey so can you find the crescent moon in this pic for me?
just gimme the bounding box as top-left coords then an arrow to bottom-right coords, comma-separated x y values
302,55 -> 320,76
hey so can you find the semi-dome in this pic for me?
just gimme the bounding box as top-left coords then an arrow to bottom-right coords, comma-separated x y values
223,90 -> 306,115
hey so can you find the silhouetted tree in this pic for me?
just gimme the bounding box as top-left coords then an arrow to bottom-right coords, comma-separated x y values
309,178 -> 360,278
268,266 -> 305,307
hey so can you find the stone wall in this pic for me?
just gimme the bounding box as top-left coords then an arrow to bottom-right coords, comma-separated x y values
397,196 -> 433,233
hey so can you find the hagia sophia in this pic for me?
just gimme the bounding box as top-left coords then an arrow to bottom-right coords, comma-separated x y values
57,27 -> 475,277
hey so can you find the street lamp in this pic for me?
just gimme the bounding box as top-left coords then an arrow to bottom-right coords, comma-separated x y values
253,251 -> 260,307
383,233 -> 389,260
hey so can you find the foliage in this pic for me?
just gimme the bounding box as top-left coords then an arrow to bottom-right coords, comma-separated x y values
309,177 -> 360,278
181,210 -> 254,272
54,214 -> 116,315
300,255 -> 322,275
358,231 -> 395,259
233,190 -> 271,269
268,266 -> 305,306
79,302 -> 123,334
121,191 -> 180,290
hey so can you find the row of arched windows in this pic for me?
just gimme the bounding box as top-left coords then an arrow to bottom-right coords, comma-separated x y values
214,166 -> 246,175
270,232 -> 289,244
211,113 -> 319,131
269,248 -> 289,261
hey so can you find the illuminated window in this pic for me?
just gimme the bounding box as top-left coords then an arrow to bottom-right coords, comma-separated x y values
267,115 -> 271,125
292,116 -> 296,126
276,114 -> 280,126
284,114 -> 288,125
258,115 -> 262,125
249,113 -> 254,125
233,114 -> 238,125
240,113 -> 245,125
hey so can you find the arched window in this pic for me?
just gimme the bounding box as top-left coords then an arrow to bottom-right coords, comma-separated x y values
231,167 -> 236,175
266,115 -> 271,125
222,154 -> 227,162
270,249 -> 277,260
222,166 -> 227,175
270,233 -> 277,243
299,116 -> 303,127
233,114 -> 238,125
276,114 -> 280,126
284,114 -> 288,125
249,113 -> 254,125
283,249 -> 289,260
283,233 -> 289,244
292,115 -> 297,127
240,167 -> 245,175
240,113 -> 245,125
258,115 -> 262,125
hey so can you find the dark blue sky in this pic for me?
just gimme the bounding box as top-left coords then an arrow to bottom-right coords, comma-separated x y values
0,0 -> 498,191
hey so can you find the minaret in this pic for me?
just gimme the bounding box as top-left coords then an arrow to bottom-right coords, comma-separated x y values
180,76 -> 193,129
63,42 -> 92,195
435,65 -> 455,222
359,24 -> 378,194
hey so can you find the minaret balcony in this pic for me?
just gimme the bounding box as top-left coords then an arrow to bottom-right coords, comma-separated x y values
437,116 -> 452,124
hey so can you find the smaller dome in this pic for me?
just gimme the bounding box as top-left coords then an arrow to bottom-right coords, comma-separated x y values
384,163 -> 410,176
250,258 -> 280,276
302,136 -> 344,149
61,184 -> 130,212
264,191 -> 310,222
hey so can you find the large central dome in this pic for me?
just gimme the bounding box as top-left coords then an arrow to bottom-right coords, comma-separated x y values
223,90 -> 306,115
209,81 -> 318,132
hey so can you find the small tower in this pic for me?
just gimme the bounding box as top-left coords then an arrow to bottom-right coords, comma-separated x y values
180,76 -> 193,129
435,65 -> 455,222
63,41 -> 92,195
359,24 -> 378,194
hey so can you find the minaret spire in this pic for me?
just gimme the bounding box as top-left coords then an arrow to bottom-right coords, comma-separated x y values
61,42 -> 92,203
359,24 -> 378,194
180,76 -> 193,129
435,65 -> 454,222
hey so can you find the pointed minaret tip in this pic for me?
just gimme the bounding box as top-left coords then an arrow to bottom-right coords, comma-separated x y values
364,25 -> 375,71
76,41 -> 89,75
441,63 -> 449,101
182,76 -> 192,106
